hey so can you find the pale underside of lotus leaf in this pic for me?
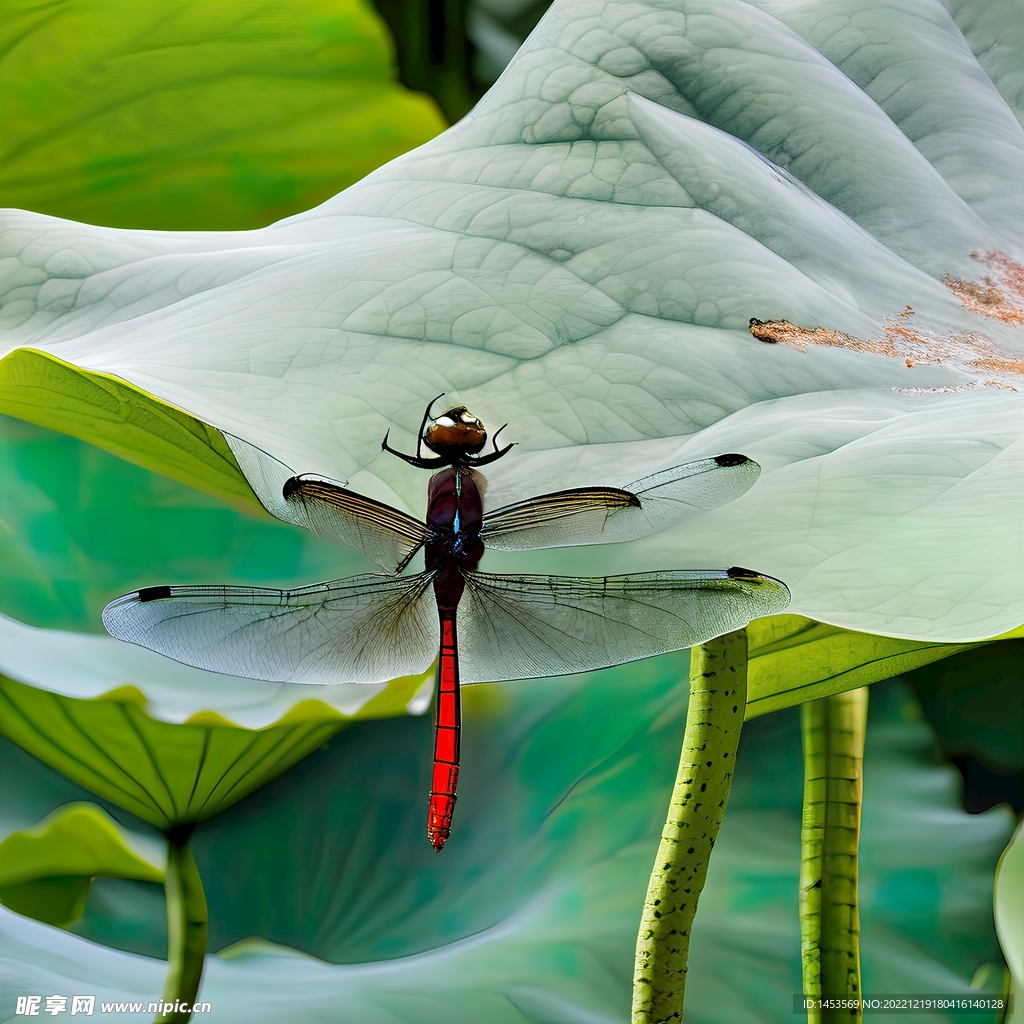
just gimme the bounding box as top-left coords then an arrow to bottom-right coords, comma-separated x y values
2,0 -> 1023,642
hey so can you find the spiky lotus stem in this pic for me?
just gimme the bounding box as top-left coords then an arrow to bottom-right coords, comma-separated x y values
632,629 -> 748,1024
800,687 -> 869,1024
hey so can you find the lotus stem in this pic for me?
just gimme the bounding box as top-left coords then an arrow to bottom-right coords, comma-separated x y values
633,629 -> 748,1024
156,828 -> 208,1024
800,687 -> 869,1024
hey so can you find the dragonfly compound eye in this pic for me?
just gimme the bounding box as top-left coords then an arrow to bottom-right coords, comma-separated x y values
423,407 -> 488,457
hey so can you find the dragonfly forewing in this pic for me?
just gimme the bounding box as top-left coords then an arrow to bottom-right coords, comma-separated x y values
284,477 -> 432,573
102,572 -> 438,684
456,567 -> 789,682
225,432 -> 430,572
480,454 -> 760,551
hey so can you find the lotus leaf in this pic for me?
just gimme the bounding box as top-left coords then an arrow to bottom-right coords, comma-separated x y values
0,644 -> 432,828
0,0 -> 446,230
0,803 -> 163,928
744,615 -> 1024,719
0,675 -> 329,830
3,0 -> 1022,641
0,739 -> 171,959
942,0 -> 1024,126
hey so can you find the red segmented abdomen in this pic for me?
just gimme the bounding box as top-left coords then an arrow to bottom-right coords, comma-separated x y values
427,613 -> 461,852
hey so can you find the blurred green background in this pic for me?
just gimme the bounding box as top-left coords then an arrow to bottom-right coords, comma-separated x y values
0,0 -> 553,228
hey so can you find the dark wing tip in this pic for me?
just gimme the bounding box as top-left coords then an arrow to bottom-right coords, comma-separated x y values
714,453 -> 750,468
137,585 -> 172,602
727,566 -> 755,578
727,566 -> 790,592
726,566 -> 772,582
283,474 -> 351,500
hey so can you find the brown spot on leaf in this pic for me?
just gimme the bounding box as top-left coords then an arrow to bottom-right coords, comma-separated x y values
748,298 -> 1022,390
943,251 -> 1024,326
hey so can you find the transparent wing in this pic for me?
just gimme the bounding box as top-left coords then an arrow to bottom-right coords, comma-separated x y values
479,487 -> 639,548
224,432 -> 430,573
457,567 -> 789,682
102,573 -> 438,684
284,477 -> 431,573
480,454 -> 760,551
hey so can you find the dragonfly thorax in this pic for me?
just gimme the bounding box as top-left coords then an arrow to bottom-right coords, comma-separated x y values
426,468 -> 484,535
425,468 -> 485,609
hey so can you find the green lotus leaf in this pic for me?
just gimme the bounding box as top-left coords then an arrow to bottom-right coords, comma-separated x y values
0,675 -> 331,830
3,0 -> 1022,642
0,739 -> 172,959
0,0 -> 447,230
744,615 -> 1024,720
0,677 -> 1012,1021
0,355 -> 259,517
2,878 -> 94,934
0,803 -> 163,928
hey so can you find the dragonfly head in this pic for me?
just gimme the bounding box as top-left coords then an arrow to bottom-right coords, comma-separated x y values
382,394 -> 515,469
423,407 -> 488,459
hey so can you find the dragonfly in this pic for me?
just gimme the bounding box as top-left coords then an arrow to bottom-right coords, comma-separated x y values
103,398 -> 789,851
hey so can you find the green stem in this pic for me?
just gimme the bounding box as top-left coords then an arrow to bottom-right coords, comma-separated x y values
800,688 -> 868,1024
155,831 -> 208,1024
633,629 -> 748,1024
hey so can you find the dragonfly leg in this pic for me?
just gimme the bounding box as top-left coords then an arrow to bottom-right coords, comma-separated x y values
427,613 -> 461,851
